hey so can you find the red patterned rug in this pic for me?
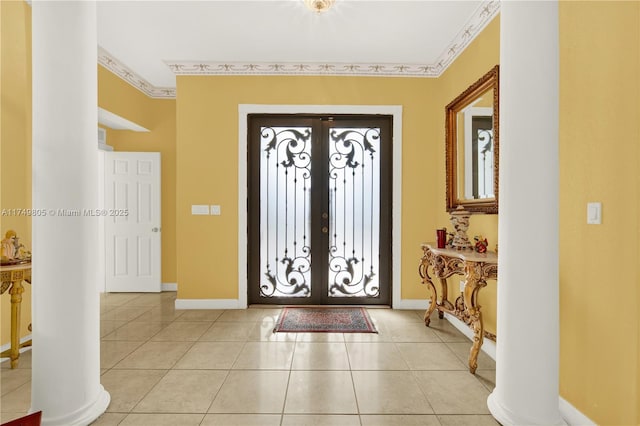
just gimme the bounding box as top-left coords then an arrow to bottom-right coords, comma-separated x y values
273,307 -> 377,333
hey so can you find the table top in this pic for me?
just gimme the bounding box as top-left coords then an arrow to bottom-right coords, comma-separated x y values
421,242 -> 497,263
0,260 -> 32,271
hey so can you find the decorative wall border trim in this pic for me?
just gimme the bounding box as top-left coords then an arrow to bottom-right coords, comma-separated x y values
165,0 -> 499,80
165,62 -> 442,77
98,47 -> 176,99
98,1 -> 499,99
433,0 -> 499,75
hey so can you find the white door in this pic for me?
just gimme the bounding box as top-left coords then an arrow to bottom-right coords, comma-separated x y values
104,152 -> 161,292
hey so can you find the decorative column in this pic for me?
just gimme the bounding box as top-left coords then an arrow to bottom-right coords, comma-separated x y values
31,2 -> 110,425
487,1 -> 564,425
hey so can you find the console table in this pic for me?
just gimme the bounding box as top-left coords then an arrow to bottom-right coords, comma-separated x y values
1,260 -> 32,368
418,243 -> 497,374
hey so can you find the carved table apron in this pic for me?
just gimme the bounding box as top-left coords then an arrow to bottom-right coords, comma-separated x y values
1,261 -> 32,368
418,243 -> 497,374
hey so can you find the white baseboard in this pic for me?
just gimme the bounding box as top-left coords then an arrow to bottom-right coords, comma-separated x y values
398,301 -> 497,360
162,282 -> 177,291
445,311 -> 593,425
395,302 -> 593,425
392,300 -> 496,360
392,298 -> 430,310
443,312 -> 496,361
559,396 -> 595,426
175,297 -> 430,311
175,298 -> 243,310
0,335 -> 32,361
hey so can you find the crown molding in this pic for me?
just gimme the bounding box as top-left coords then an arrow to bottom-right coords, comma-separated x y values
433,0 -> 500,74
98,47 -> 176,99
165,62 -> 442,77
98,0 -> 499,99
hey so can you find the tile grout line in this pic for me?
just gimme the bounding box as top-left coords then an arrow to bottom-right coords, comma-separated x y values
3,293 -> 498,424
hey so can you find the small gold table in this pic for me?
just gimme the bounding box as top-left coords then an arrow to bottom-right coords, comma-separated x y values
1,260 -> 32,368
418,243 -> 497,374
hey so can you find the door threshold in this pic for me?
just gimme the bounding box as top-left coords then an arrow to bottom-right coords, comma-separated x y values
248,304 -> 391,309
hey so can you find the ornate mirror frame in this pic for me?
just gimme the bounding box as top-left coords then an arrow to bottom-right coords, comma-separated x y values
445,65 -> 499,214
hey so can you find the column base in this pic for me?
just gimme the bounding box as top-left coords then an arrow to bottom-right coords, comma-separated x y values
488,391 -> 566,426
36,386 -> 110,426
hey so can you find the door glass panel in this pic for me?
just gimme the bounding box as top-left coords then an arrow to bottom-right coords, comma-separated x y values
259,126 -> 312,298
328,127 -> 380,298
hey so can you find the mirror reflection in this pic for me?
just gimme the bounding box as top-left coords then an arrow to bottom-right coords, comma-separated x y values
456,86 -> 494,200
446,65 -> 499,214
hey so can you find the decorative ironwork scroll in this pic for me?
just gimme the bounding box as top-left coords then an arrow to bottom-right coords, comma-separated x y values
474,128 -> 494,199
328,127 -> 381,298
259,126 -> 312,298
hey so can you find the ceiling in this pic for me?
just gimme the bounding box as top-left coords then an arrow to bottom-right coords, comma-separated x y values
96,0 -> 500,98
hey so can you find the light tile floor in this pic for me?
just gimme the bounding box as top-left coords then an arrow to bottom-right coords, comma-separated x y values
0,292 -> 498,425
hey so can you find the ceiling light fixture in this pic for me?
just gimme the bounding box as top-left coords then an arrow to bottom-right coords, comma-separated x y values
304,0 -> 335,13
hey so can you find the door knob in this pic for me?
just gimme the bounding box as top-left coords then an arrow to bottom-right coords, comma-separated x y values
152,227 -> 160,232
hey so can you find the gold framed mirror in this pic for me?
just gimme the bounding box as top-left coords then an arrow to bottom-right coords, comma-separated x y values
446,65 -> 499,214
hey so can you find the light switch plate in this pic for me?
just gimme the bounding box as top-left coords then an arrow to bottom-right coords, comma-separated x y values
210,205 -> 221,215
191,205 -> 210,215
587,202 -> 601,224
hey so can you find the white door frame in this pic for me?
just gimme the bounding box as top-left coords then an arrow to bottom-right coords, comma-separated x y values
238,104 -> 404,309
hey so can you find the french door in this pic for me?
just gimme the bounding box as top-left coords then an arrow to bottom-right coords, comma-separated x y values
248,115 -> 392,305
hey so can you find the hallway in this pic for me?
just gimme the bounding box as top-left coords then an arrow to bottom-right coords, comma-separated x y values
1,292 -> 497,425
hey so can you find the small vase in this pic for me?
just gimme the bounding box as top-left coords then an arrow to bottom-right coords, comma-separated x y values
449,206 -> 473,251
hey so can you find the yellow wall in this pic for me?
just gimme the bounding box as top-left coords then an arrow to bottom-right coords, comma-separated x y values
3,3 -> 639,423
559,2 -> 639,424
0,0 -> 32,346
98,67 -> 156,131
98,66 -> 177,284
176,75 -> 440,300
437,17 -> 500,336
173,18 -> 500,330
174,17 -> 500,314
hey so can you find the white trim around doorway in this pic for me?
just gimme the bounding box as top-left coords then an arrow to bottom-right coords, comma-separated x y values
238,104 -> 403,309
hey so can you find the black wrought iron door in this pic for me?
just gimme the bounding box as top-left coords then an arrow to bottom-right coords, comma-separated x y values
248,115 -> 392,305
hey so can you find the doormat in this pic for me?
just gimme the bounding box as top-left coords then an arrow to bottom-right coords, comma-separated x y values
273,307 -> 377,333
